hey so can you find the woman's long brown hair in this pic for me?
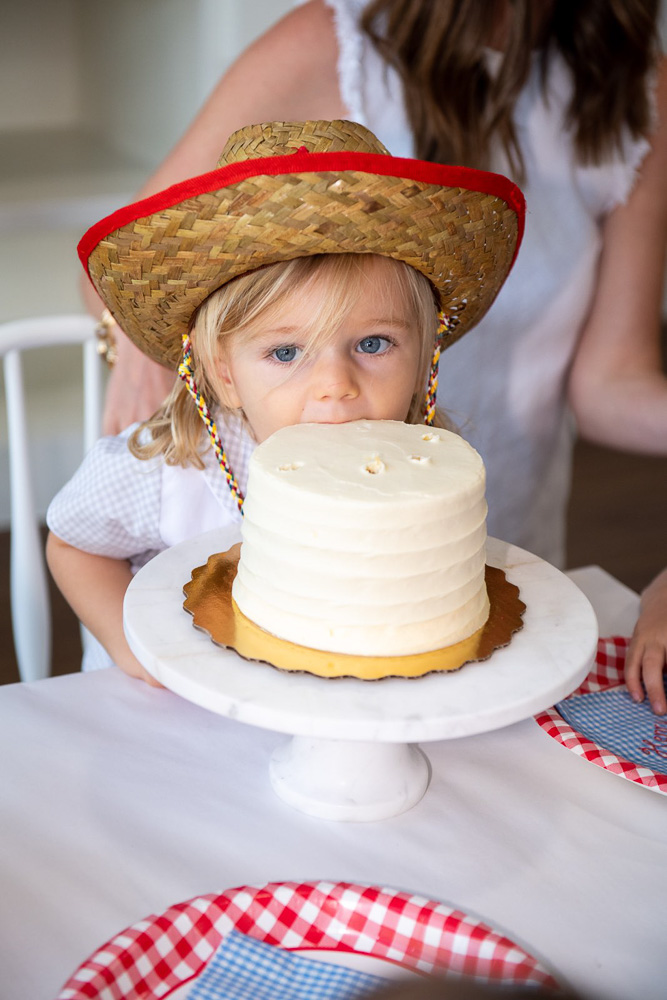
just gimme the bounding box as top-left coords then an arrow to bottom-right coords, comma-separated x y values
361,0 -> 660,178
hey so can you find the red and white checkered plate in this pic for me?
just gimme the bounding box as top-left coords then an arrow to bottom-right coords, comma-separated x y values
534,636 -> 667,793
57,881 -> 559,999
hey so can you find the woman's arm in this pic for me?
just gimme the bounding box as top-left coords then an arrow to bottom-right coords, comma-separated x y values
46,532 -> 161,686
84,0 -> 346,434
567,59 -> 667,452
625,567 -> 667,715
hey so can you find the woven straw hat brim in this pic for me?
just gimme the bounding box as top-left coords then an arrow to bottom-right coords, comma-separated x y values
80,150 -> 525,369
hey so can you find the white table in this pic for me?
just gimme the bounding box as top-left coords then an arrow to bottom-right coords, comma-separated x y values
1,568 -> 665,1000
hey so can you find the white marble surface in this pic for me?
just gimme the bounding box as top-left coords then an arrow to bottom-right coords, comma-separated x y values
124,529 -> 599,744
269,737 -> 430,821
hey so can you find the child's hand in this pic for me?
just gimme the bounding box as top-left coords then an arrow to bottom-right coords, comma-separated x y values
625,568 -> 667,715
124,660 -> 165,688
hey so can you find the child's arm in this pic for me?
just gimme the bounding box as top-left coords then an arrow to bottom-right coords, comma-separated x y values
46,532 -> 162,687
625,567 -> 667,715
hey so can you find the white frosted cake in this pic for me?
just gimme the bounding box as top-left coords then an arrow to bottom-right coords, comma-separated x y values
231,420 -> 490,658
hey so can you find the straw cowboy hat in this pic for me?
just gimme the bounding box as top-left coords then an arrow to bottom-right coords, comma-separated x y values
79,120 -> 525,369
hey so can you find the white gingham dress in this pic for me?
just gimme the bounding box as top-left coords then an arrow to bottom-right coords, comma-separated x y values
47,411 -> 254,671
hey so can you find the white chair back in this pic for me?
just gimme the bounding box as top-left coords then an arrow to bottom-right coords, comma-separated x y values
0,315 -> 102,682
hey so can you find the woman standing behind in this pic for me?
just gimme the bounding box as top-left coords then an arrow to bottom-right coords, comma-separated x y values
336,0 -> 667,566
86,0 -> 667,568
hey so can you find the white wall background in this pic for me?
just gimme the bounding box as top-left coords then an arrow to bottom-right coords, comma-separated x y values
0,0 -> 294,160
0,1 -> 82,131
75,0 -> 295,171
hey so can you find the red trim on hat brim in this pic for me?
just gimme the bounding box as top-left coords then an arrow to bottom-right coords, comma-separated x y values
78,150 -> 525,278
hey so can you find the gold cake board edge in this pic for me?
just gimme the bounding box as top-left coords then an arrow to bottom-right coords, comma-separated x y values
182,544 -> 526,680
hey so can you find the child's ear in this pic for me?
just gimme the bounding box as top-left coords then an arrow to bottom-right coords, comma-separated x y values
215,357 -> 243,410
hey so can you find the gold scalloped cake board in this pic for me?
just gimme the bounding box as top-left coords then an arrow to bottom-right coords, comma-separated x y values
182,545 -> 525,680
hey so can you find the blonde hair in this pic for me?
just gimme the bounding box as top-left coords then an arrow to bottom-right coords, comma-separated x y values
130,253 -> 443,468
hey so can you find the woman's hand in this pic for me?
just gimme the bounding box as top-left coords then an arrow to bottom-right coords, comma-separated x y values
103,329 -> 175,435
625,568 -> 667,715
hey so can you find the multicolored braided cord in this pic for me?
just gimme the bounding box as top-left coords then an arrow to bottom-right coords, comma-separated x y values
178,333 -> 245,514
423,310 -> 449,426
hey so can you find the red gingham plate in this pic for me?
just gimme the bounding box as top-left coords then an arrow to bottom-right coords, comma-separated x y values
57,881 -> 559,999
535,636 -> 667,793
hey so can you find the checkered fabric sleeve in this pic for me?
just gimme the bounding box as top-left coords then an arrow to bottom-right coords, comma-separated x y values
46,425 -> 164,567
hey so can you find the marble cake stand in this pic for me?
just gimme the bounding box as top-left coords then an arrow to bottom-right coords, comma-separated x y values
124,527 -> 598,822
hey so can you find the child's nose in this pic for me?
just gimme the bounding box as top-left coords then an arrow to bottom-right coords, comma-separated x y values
312,352 -> 359,400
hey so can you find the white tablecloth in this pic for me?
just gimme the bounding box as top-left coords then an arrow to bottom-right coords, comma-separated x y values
1,568 -> 665,1000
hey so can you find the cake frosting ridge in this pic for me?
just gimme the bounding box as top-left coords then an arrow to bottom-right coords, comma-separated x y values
232,419 -> 489,657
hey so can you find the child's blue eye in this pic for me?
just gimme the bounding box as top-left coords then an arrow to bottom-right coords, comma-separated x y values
272,346 -> 300,363
357,336 -> 390,355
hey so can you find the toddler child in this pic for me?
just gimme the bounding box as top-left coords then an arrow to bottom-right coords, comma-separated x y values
47,118 -> 525,683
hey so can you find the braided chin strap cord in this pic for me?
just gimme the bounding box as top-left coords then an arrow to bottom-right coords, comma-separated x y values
178,313 -> 447,513
178,333 -> 245,514
423,310 -> 448,426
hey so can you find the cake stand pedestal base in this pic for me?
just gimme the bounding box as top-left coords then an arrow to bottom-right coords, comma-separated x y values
270,736 -> 429,821
123,530 -> 599,822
